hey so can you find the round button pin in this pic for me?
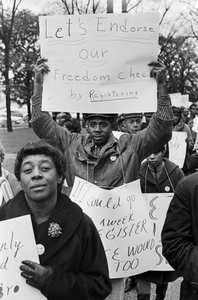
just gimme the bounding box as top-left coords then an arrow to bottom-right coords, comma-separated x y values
110,156 -> 116,161
36,244 -> 45,255
165,186 -> 170,192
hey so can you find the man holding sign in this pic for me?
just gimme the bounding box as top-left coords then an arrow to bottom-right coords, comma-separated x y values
31,58 -> 173,190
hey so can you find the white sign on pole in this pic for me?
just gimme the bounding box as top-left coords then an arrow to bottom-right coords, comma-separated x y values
70,177 -> 157,279
181,94 -> 189,108
0,215 -> 46,300
169,131 -> 187,168
170,93 -> 181,107
39,13 -> 159,113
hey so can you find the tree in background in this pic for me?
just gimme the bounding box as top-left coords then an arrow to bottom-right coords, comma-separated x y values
159,35 -> 198,102
0,0 -> 22,132
43,0 -> 105,15
11,10 -> 39,126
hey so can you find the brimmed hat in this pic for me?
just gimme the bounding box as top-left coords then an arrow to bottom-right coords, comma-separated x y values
123,113 -> 143,119
84,113 -> 116,121
116,114 -> 125,125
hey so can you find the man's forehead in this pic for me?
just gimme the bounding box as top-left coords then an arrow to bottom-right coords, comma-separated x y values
125,117 -> 142,121
88,116 -> 111,122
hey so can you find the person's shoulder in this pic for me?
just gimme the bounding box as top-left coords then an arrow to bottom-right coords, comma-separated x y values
164,157 -> 181,169
178,172 -> 198,188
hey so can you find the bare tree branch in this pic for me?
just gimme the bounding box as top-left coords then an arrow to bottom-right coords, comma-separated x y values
127,0 -> 143,13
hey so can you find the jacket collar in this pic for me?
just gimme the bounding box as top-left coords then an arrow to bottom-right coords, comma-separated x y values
83,133 -> 118,157
5,191 -> 83,264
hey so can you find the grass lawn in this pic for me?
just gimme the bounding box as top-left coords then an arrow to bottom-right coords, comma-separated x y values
1,125 -> 39,173
1,125 -> 39,153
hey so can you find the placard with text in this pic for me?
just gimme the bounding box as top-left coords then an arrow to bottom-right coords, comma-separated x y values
39,13 -> 159,113
70,177 -> 157,278
0,215 -> 46,300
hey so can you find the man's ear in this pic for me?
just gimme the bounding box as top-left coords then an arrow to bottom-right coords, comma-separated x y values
86,124 -> 89,133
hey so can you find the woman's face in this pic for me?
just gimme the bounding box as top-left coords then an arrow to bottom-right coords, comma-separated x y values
20,154 -> 62,203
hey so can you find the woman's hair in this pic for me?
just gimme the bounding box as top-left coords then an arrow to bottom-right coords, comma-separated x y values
14,140 -> 66,191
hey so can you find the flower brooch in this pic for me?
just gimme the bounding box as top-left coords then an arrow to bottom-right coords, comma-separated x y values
48,222 -> 62,238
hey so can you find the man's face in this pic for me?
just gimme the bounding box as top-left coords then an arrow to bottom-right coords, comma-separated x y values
87,117 -> 112,146
183,108 -> 189,117
124,117 -> 142,134
190,106 -> 197,117
173,112 -> 180,125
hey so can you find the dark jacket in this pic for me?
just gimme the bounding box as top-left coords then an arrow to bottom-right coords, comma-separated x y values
32,101 -> 173,189
162,173 -> 198,300
139,158 -> 185,193
0,191 -> 112,300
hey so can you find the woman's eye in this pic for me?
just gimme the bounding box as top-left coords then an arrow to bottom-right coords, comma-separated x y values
41,166 -> 50,171
23,168 -> 32,174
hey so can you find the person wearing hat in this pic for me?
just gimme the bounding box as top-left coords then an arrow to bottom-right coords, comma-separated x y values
30,58 -> 173,300
31,58 -> 173,190
116,114 -> 127,133
122,113 -> 143,134
126,145 -> 184,300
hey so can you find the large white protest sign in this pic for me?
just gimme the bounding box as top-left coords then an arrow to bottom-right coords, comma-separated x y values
181,94 -> 189,108
39,13 -> 159,113
70,177 -> 157,278
0,215 -> 46,300
170,93 -> 181,107
143,193 -> 174,271
169,131 -> 187,168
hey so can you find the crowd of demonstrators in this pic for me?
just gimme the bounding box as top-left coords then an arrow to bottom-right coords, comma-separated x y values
0,143 -> 21,204
0,140 -> 111,300
30,57 -> 173,299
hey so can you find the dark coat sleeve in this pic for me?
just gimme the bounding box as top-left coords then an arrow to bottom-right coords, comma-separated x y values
42,214 -> 112,300
162,175 -> 198,286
